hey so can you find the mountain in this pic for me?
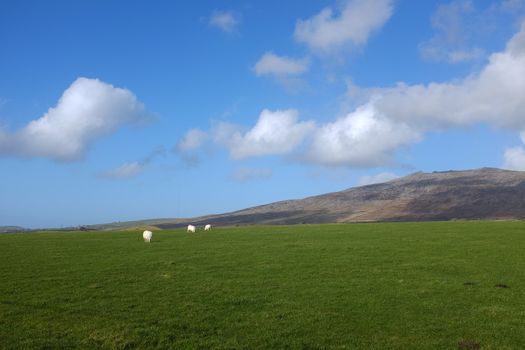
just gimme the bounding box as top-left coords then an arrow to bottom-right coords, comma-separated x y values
153,168 -> 525,228
83,168 -> 525,230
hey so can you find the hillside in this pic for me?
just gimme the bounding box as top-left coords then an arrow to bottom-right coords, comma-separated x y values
147,168 -> 525,228
83,167 -> 525,230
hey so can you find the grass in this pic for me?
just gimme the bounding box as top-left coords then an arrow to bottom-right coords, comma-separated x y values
1,221 -> 525,349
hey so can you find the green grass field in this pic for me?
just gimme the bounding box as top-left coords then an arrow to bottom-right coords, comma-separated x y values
1,222 -> 525,349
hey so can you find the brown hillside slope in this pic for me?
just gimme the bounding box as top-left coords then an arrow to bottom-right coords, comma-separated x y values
155,168 -> 525,228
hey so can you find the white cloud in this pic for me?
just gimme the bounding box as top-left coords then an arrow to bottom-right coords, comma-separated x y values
100,162 -> 145,179
294,0 -> 393,53
253,52 -> 309,76
177,20 -> 525,169
358,172 -> 400,186
209,10 -> 240,33
230,167 -> 273,182
305,19 -> 525,168
376,20 -> 525,130
215,109 -> 315,159
306,103 -> 421,166
175,128 -> 208,152
503,146 -> 525,170
0,78 -> 146,161
303,19 -> 525,167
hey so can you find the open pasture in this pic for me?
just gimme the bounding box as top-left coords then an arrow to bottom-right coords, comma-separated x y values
1,222 -> 525,349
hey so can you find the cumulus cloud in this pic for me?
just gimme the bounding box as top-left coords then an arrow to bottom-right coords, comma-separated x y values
294,0 -> 394,53
253,52 -> 309,76
215,109 -> 316,159
177,20 -> 525,169
209,10 -> 240,33
358,172 -> 400,186
230,167 -> 273,182
0,78 -> 146,161
376,20 -> 525,130
173,111 -> 315,163
302,19 -> 524,167
305,18 -> 525,168
306,103 -> 421,167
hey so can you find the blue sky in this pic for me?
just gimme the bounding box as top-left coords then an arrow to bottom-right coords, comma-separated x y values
1,0 -> 525,228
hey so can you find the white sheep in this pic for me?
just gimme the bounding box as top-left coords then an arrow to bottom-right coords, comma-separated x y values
204,224 -> 212,231
187,225 -> 196,233
143,230 -> 153,243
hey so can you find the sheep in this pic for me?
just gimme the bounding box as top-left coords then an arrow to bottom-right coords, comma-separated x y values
143,230 -> 153,243
187,225 -> 196,233
204,224 -> 212,231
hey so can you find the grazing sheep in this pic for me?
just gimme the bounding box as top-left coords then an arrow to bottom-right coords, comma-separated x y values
187,225 -> 196,233
204,224 -> 211,231
143,230 -> 153,243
